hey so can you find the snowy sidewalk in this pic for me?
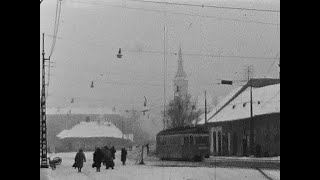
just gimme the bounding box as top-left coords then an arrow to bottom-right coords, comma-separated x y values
204,156 -> 280,169
43,151 -> 280,179
40,168 -> 54,180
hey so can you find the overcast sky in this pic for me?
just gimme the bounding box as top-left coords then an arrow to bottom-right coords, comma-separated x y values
40,0 -> 280,113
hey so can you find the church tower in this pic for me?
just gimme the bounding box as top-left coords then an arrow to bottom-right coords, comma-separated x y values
173,46 -> 188,99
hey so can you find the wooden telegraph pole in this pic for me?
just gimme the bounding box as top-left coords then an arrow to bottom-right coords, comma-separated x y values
205,90 -> 207,124
248,66 -> 255,157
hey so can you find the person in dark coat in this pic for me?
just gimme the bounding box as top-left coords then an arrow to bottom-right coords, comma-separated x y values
121,147 -> 127,165
103,146 -> 114,169
111,146 -> 116,160
74,149 -> 86,172
146,143 -> 150,154
102,146 -> 109,166
93,147 -> 104,172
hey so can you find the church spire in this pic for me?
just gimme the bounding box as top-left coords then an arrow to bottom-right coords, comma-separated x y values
175,45 -> 187,78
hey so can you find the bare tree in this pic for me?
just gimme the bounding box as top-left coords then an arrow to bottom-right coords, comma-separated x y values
165,94 -> 202,128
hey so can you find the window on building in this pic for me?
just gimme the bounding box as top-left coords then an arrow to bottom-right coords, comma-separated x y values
190,135 -> 194,145
177,86 -> 180,92
233,105 -> 236,109
243,103 -> 246,107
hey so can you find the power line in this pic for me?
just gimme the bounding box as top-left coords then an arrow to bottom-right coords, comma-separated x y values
105,81 -> 164,87
49,0 -> 59,57
49,0 -> 62,58
128,0 -> 280,13
41,34 -> 276,61
264,52 -> 280,77
71,0 -> 279,26
45,0 -> 62,100
126,49 -> 277,60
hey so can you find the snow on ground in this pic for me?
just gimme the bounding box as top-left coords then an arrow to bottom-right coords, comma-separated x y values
40,168 -> 54,180
42,150 -> 280,180
208,156 -> 280,161
263,170 -> 280,180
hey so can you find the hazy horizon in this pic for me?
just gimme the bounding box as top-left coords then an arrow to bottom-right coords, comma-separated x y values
40,0 -> 280,114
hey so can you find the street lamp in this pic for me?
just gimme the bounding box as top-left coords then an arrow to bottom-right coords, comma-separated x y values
117,48 -> 123,59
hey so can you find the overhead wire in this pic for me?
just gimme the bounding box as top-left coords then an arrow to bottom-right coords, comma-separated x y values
45,0 -> 63,100
71,0 -> 279,26
49,0 -> 62,58
264,52 -> 280,77
127,0 -> 280,13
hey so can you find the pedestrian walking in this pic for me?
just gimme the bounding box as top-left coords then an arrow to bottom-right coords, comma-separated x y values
92,147 -> 104,172
121,147 -> 127,165
146,143 -> 150,154
73,149 -> 86,173
103,146 -> 114,169
111,146 -> 116,160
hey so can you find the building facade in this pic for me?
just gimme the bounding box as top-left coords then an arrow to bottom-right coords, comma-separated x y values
199,78 -> 280,157
208,113 -> 280,157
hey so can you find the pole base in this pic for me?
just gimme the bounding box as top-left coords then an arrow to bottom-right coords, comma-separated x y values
138,161 -> 145,165
40,164 -> 49,168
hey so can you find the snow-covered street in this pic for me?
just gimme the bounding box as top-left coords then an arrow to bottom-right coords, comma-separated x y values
41,151 -> 280,180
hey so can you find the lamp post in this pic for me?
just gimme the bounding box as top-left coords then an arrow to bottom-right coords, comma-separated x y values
139,144 -> 145,165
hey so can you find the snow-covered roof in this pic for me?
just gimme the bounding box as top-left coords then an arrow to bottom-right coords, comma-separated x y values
57,121 -> 132,140
197,78 -> 280,124
197,86 -> 242,124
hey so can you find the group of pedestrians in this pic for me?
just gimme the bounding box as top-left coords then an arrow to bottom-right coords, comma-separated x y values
72,146 -> 128,173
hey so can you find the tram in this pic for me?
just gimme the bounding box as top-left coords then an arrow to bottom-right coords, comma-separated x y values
156,126 -> 210,161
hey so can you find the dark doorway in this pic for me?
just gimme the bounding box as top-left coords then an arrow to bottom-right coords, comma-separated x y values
218,132 -> 222,156
222,133 -> 228,156
242,137 -> 248,156
213,132 -> 216,155
233,133 -> 238,155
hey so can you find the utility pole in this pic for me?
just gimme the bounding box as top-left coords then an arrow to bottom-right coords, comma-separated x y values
163,24 -> 167,130
139,145 -> 145,165
205,90 -> 207,124
40,33 -> 50,168
122,117 -> 124,139
278,57 -> 280,79
247,66 -> 255,157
